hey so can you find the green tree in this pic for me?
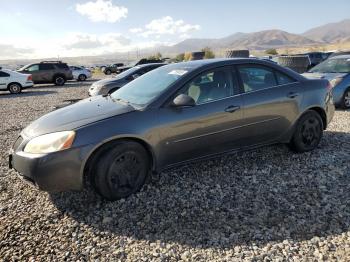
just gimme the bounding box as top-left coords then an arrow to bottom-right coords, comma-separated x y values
175,53 -> 185,61
265,48 -> 278,55
202,47 -> 215,59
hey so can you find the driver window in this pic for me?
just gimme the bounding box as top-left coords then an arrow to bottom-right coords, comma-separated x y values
179,69 -> 233,105
27,65 -> 39,72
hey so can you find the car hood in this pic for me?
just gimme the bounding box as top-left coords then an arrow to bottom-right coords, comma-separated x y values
92,78 -> 125,87
302,72 -> 349,81
23,95 -> 134,137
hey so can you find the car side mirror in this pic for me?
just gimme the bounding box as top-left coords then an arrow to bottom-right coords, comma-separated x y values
172,94 -> 195,107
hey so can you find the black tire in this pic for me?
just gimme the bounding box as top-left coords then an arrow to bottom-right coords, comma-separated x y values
8,83 -> 22,94
225,50 -> 250,58
289,110 -> 323,153
78,74 -> 87,81
54,75 -> 66,86
341,88 -> 350,109
105,70 -> 112,75
278,56 -> 310,73
93,141 -> 150,200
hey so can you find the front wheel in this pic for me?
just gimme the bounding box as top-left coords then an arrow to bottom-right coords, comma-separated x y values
289,110 -> 323,153
8,83 -> 22,94
78,74 -> 87,81
341,88 -> 350,109
93,141 -> 150,200
105,70 -> 111,75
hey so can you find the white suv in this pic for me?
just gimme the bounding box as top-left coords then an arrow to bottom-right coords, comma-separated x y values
0,68 -> 33,94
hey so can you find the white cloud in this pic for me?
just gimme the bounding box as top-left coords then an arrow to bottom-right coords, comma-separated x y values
129,28 -> 143,34
0,33 -> 173,60
137,16 -> 200,38
76,0 -> 128,23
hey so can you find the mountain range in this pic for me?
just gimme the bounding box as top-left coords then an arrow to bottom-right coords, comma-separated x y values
158,19 -> 350,54
1,19 -> 350,65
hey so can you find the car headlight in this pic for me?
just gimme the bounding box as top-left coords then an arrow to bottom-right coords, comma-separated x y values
24,131 -> 75,154
330,77 -> 343,87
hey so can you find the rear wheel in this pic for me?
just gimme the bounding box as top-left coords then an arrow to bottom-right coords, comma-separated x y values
78,74 -> 87,81
8,83 -> 22,94
341,88 -> 350,109
93,141 -> 150,200
54,76 -> 66,86
105,70 -> 112,75
289,110 -> 323,152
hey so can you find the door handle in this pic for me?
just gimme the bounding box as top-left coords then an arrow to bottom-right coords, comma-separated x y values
225,105 -> 240,113
287,92 -> 299,98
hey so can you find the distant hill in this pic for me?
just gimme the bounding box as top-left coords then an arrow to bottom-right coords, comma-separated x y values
159,30 -> 318,54
303,19 -> 350,43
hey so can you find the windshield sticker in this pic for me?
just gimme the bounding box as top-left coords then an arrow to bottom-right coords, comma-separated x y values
168,69 -> 188,76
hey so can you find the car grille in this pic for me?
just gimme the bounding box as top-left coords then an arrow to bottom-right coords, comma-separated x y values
13,136 -> 23,150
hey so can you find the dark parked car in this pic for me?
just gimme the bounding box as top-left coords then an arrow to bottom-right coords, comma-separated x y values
303,55 -> 350,108
9,59 -> 334,200
89,63 -> 166,96
102,63 -> 125,75
18,61 -> 73,86
117,58 -> 163,74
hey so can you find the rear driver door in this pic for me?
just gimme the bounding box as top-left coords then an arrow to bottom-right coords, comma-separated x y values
236,64 -> 302,147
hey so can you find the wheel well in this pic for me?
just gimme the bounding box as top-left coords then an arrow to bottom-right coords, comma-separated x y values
308,107 -> 327,130
7,82 -> 22,89
83,138 -> 155,187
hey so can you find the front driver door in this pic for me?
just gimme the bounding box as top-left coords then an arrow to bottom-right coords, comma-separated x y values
157,66 -> 245,167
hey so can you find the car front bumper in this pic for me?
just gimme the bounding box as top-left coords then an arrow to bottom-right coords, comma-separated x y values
9,141 -> 95,192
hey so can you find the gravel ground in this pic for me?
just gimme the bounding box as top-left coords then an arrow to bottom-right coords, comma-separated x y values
0,79 -> 349,261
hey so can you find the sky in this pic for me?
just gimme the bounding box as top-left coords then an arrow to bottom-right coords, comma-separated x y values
0,0 -> 349,59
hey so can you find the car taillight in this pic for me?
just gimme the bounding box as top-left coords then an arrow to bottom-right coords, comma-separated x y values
27,75 -> 32,81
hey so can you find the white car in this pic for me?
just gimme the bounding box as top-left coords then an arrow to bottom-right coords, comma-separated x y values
69,66 -> 92,81
0,68 -> 33,94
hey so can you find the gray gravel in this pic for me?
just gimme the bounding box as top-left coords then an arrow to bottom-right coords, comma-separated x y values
0,79 -> 349,261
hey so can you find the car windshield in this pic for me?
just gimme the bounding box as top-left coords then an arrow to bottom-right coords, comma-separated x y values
111,63 -> 193,107
113,66 -> 141,80
309,58 -> 350,73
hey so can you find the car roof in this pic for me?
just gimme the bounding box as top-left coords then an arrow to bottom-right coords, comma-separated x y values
330,54 -> 350,59
173,58 -> 278,68
136,63 -> 167,68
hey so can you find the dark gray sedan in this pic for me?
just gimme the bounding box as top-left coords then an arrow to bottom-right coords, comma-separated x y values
89,63 -> 165,96
9,59 -> 335,200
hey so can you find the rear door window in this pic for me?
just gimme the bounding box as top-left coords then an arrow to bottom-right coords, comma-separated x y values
39,64 -> 55,70
238,65 -> 277,93
275,71 -> 296,85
